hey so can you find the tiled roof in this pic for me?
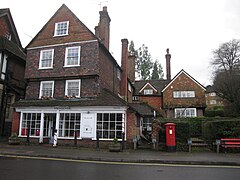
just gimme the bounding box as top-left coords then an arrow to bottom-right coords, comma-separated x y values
0,8 -> 22,46
14,88 -> 127,107
162,69 -> 206,92
133,79 -> 167,95
205,85 -> 215,93
0,37 -> 26,60
129,103 -> 155,117
0,8 -> 9,15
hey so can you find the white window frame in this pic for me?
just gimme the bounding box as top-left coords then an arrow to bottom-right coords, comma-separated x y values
96,113 -> 124,140
173,91 -> 195,98
210,100 -> 217,105
0,53 -> 7,80
144,89 -> 153,95
65,79 -> 81,97
209,92 -> 216,97
117,68 -> 121,80
54,21 -> 69,36
132,96 -> 139,101
39,81 -> 54,98
20,112 -> 41,137
64,46 -> 81,67
39,49 -> 54,69
174,108 -> 197,118
59,113 -> 81,138
4,32 -> 11,40
128,83 -> 132,92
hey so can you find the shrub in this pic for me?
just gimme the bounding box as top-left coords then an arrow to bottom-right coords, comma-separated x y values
205,109 -> 224,117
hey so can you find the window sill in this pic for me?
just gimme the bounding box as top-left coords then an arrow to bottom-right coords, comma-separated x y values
53,34 -> 69,37
38,67 -> 53,70
63,65 -> 80,68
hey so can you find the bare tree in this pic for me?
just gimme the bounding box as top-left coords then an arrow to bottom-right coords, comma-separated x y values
211,39 -> 240,116
212,39 -> 240,71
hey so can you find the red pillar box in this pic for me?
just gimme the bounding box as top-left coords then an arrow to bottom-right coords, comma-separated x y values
164,123 -> 176,152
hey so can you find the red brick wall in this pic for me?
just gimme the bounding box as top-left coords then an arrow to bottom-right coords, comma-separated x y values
126,109 -> 140,147
139,96 -> 162,111
25,77 -> 99,99
163,73 -> 206,108
11,111 -> 20,134
25,41 -> 99,79
0,14 -> 22,44
0,17 -> 9,36
27,5 -> 96,48
98,47 -> 121,95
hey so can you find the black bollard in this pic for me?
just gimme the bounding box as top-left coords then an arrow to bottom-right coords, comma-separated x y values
74,131 -> 77,146
121,132 -> 125,151
26,123 -> 30,145
96,130 -> 99,150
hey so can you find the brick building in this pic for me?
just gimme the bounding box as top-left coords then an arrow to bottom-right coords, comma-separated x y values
205,85 -> 224,109
12,4 -> 143,147
162,69 -> 206,118
9,4 -> 207,147
132,49 -> 206,119
0,8 -> 26,136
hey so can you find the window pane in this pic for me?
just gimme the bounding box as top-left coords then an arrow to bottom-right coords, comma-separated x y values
40,50 -> 53,68
59,113 -> 81,138
41,82 -> 53,97
97,113 -> 124,140
21,113 -> 41,136
66,80 -> 80,97
55,21 -> 68,36
173,91 -> 195,98
66,47 -> 80,66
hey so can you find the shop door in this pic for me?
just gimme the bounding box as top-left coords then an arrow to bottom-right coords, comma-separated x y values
43,113 -> 56,143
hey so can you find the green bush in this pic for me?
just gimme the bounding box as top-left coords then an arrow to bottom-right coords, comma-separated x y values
205,109 -> 224,117
202,118 -> 240,141
157,117 -> 240,151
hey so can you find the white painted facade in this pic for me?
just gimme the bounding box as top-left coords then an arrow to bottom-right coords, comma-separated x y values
16,106 -> 127,144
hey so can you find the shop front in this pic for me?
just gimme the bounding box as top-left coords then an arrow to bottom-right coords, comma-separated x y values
15,106 -> 126,145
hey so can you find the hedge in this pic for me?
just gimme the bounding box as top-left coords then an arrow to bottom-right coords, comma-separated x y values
158,117 -> 240,144
202,118 -> 240,142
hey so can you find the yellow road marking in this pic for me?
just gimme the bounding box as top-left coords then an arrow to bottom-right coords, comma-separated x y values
1,154 -> 240,169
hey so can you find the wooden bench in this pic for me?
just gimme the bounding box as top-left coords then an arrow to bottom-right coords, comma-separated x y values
217,138 -> 240,153
188,138 -> 208,153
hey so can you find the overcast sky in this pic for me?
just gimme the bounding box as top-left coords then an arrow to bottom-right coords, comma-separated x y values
2,0 -> 240,86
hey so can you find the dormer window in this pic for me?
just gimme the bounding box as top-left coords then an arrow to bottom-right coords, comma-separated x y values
4,32 -> 11,40
144,89 -> 153,95
54,21 -> 69,36
139,83 -> 158,95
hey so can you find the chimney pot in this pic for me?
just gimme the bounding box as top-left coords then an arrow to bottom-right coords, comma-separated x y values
165,48 -> 171,81
103,6 -> 107,11
95,6 -> 111,50
121,39 -> 129,100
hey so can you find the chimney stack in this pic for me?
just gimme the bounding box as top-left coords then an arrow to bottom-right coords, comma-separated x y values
165,48 -> 171,81
128,54 -> 135,82
120,39 -> 129,100
95,6 -> 111,50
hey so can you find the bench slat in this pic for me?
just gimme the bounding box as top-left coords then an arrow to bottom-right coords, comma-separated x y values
222,145 -> 240,148
221,138 -> 240,141
219,138 -> 240,150
223,142 -> 240,145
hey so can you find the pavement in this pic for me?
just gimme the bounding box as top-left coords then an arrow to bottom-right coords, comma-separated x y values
0,139 -> 240,166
